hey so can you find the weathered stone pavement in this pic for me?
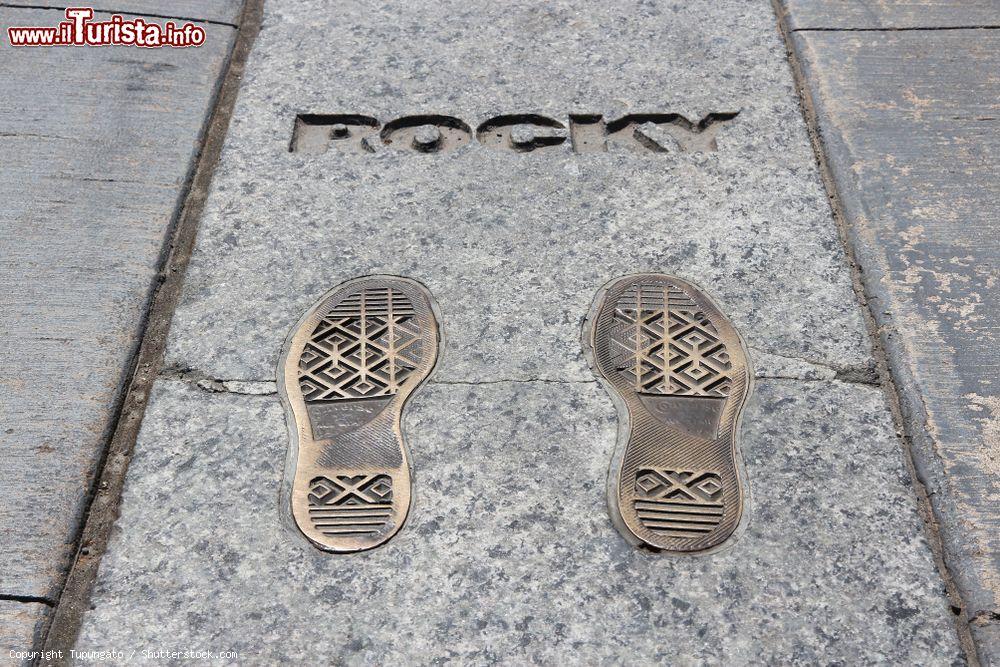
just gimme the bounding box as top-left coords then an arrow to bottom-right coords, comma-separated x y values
69,0 -> 965,662
778,2 -> 1000,662
0,1 -> 242,656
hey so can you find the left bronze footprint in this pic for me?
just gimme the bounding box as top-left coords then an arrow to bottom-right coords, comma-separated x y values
278,276 -> 440,552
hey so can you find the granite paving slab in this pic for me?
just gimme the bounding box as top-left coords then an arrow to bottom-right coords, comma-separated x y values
77,378 -> 962,664
73,0 -> 967,661
162,0 -> 873,385
0,8 -> 236,603
786,27 -> 1000,664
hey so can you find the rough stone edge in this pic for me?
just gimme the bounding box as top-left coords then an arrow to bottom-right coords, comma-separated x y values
36,0 -> 265,662
769,3 -> 982,664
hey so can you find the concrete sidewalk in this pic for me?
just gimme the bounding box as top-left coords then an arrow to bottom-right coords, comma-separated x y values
66,0 -> 963,662
0,0 -> 245,657
777,2 -> 1000,662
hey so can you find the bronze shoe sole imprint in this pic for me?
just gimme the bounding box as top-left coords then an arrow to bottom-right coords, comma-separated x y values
278,276 -> 440,552
584,274 -> 752,554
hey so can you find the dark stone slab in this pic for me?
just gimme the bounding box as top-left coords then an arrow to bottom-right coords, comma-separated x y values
0,7 -> 236,601
789,28 -> 1000,659
779,0 -> 1000,30
4,1 -> 243,24
0,602 -> 49,663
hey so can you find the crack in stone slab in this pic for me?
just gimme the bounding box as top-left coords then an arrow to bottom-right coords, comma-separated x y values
160,367 -> 881,397
0,593 -> 55,606
195,379 -> 277,395
160,370 -> 601,394
160,368 -> 277,395
757,374 -> 879,387
751,347 -> 879,386
793,26 -> 1000,33
970,610 -> 1000,626
163,341 -> 889,398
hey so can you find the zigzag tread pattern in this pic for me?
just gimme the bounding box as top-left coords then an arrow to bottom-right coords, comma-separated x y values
308,474 -> 394,537
299,287 -> 422,401
633,468 -> 724,538
611,283 -> 732,397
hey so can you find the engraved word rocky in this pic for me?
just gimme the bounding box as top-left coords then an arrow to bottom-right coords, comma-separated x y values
291,112 -> 740,154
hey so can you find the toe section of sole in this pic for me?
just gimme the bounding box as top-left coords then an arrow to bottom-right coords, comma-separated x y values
278,275 -> 440,552
585,273 -> 752,554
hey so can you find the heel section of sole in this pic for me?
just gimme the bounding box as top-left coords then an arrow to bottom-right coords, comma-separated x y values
307,473 -> 396,538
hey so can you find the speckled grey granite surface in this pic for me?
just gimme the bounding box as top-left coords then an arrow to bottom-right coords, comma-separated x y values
79,379 -> 961,664
160,0 -> 872,384
76,0 -> 964,662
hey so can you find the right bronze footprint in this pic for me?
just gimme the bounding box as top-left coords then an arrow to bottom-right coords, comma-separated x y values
584,274 -> 752,553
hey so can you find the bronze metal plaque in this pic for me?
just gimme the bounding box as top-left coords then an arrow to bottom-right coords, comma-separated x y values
584,274 -> 753,554
278,276 -> 440,552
